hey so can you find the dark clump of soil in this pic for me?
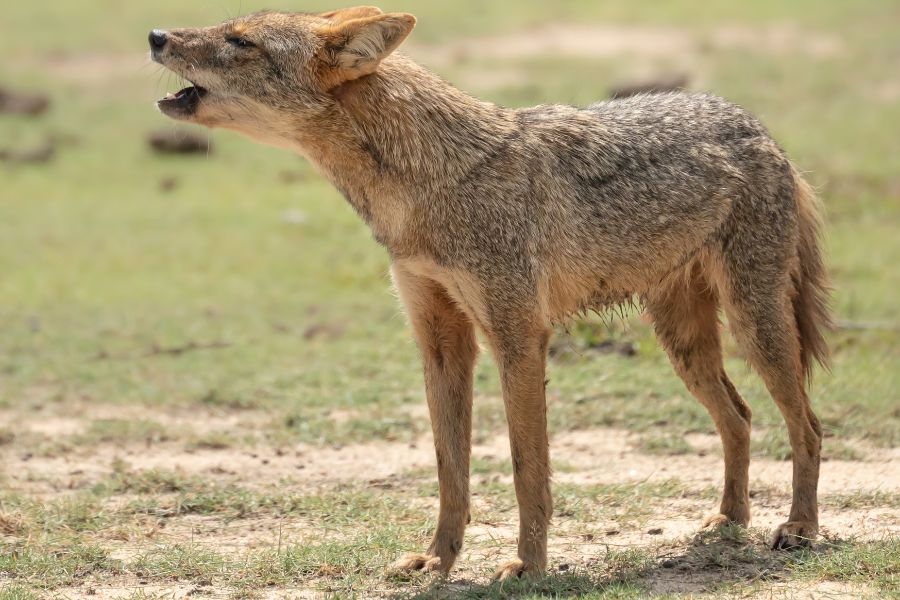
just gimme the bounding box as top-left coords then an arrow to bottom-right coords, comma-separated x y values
159,177 -> 179,193
0,86 -> 51,116
147,129 -> 212,155
609,74 -> 690,99
0,142 -> 55,164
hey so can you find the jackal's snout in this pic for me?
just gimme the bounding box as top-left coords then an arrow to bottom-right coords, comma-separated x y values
148,29 -> 168,51
149,27 -> 209,121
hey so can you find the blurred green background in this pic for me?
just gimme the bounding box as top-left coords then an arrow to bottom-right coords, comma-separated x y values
1,0 -> 898,451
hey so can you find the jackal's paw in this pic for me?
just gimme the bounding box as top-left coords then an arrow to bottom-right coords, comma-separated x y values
702,513 -> 733,530
389,553 -> 446,575
702,512 -> 749,530
492,558 -> 543,581
771,521 -> 818,550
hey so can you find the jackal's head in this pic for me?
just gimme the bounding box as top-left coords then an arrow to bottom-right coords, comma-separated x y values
150,7 -> 415,146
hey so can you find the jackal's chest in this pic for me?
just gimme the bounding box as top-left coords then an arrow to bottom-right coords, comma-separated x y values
392,256 -> 491,332
335,182 -> 413,251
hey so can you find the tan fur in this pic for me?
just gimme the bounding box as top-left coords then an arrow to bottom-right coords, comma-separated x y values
150,7 -> 833,579
792,168 -> 833,383
319,6 -> 383,22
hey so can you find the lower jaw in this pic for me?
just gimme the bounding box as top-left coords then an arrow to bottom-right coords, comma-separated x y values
157,86 -> 207,119
157,103 -> 197,120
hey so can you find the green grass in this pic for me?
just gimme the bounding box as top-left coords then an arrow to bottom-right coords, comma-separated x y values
0,0 -> 898,452
76,419 -> 174,445
0,586 -> 40,600
637,433 -> 695,457
5,527 -> 897,598
0,464 -> 897,596
0,0 -> 897,597
0,543 -> 120,588
794,538 -> 900,596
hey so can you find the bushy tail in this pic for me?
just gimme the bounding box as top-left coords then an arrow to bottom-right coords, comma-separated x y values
791,167 -> 833,384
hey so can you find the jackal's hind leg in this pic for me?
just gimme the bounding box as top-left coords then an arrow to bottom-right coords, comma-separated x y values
723,285 -> 822,549
648,268 -> 753,529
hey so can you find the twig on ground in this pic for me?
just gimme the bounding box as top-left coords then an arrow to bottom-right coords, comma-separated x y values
92,340 -> 233,361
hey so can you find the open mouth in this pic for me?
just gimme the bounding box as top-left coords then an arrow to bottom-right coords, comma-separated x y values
157,84 -> 208,117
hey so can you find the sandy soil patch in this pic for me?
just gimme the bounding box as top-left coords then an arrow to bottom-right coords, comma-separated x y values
47,584 -> 320,600
411,22 -> 843,67
2,405 -> 895,599
545,429 -> 900,496
5,414 -> 899,495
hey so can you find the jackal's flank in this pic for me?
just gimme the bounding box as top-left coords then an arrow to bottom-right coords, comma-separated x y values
150,7 -> 832,580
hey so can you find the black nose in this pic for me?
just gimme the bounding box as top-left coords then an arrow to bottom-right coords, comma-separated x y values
149,29 -> 168,51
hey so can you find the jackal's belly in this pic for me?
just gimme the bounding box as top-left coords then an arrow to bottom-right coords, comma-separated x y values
539,212 -> 721,322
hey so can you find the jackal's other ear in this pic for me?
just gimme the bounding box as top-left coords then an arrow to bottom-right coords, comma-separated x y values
318,13 -> 416,86
319,6 -> 383,22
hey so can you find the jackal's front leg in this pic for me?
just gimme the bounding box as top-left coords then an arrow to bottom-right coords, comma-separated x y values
489,320 -> 553,581
390,266 -> 478,574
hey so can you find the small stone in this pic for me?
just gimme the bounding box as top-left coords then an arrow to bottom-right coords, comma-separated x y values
282,208 -> 308,225
647,527 -> 664,535
159,177 -> 179,193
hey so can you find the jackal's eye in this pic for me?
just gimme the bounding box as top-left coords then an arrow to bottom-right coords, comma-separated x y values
227,36 -> 256,49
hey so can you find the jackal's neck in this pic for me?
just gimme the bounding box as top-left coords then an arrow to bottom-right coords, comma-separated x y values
334,55 -> 514,180
294,55 -> 516,242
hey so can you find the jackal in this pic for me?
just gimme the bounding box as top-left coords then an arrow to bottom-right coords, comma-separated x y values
150,7 -> 832,580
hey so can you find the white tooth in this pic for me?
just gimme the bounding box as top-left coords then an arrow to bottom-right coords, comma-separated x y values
165,92 -> 175,100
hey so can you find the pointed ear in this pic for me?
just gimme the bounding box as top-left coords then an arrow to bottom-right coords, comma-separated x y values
318,13 -> 416,86
319,6 -> 383,22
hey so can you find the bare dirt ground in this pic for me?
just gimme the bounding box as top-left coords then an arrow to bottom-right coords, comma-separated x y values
8,401 -> 898,497
2,405 -> 897,598
10,406 -> 898,503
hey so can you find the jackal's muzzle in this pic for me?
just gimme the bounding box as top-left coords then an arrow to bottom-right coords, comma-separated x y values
149,29 -> 209,120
